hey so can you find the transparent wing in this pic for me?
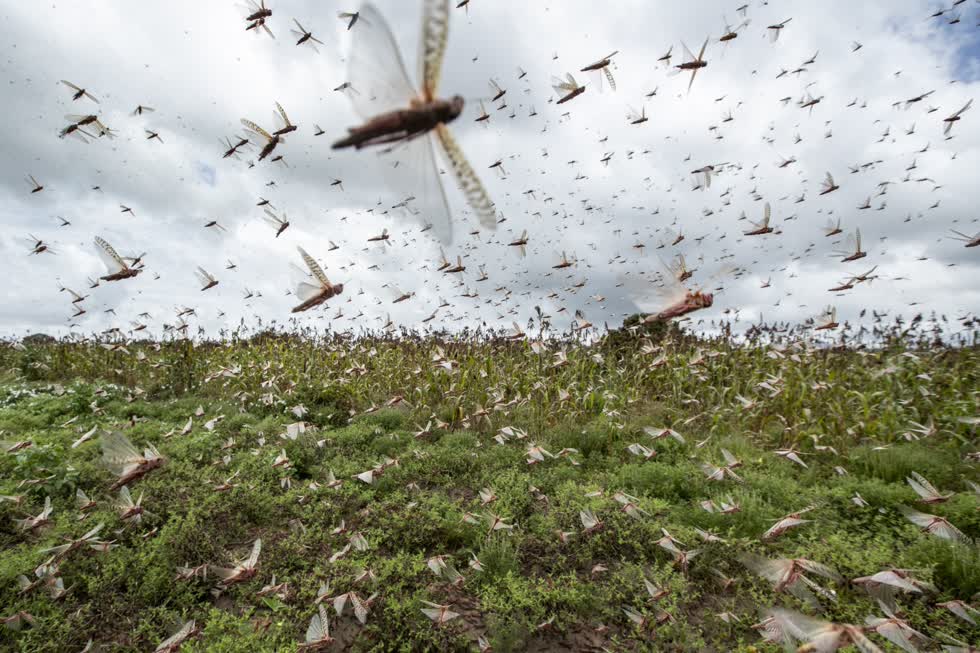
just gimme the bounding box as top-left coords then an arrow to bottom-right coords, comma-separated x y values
898,505 -> 935,528
297,246 -> 330,286
296,281 -> 324,302
413,135 -> 455,244
618,272 -> 685,314
769,609 -> 829,642
117,485 -> 134,508
681,41 -> 696,62
346,3 -> 418,120
376,133 -> 453,244
273,108 -> 288,132
419,0 -> 450,98
241,119 -> 272,141
155,621 -> 195,652
263,209 -> 284,227
552,73 -> 577,95
101,431 -> 142,474
435,124 -> 497,230
80,522 -> 105,541
246,538 -> 262,568
306,606 -> 329,642
693,265 -> 737,294
94,237 -> 126,272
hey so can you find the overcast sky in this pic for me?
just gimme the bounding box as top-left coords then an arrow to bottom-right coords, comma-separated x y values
1,0 -> 978,340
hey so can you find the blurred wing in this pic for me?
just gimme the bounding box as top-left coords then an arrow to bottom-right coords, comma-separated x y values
306,607 -> 329,642
296,281 -> 324,302
769,608 -> 829,642
276,101 -> 290,125
81,522 -> 105,541
696,265 -> 737,293
263,210 -> 283,227
210,565 -> 236,580
241,119 -> 272,141
352,594 -> 370,624
435,124 -> 497,230
94,237 -> 126,272
246,538 -> 262,568
741,553 -> 785,583
117,485 -> 133,507
551,76 -> 571,95
603,67 -> 616,91
297,246 -> 330,286
419,0 -> 451,99
798,559 -> 842,581
347,3 -> 418,120
377,133 -> 453,244
101,431 -> 141,473
898,505 -> 934,528
155,622 -> 195,652
681,41 -> 696,62
618,272 -> 684,313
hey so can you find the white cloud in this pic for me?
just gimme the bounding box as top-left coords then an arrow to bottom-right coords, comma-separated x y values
0,0 -> 977,339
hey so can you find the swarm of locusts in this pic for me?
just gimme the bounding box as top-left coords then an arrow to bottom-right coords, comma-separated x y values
0,312 -> 978,651
6,0 -> 980,648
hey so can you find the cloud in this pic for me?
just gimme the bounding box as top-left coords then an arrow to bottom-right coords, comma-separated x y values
0,0 -> 977,340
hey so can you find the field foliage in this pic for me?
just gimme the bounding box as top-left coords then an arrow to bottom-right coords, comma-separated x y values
0,325 -> 978,651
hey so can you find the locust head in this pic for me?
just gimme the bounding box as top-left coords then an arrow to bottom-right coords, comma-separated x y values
694,292 -> 713,309
445,95 -> 465,122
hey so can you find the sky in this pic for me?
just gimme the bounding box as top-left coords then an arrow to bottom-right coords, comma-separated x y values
0,0 -> 978,340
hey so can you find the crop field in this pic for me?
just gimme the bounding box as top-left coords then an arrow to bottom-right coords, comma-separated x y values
0,326 -> 978,652
5,0 -> 980,648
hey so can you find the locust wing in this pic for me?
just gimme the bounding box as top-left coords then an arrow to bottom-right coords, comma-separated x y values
419,0 -> 450,100
602,67 -> 616,92
297,247 -> 331,287
241,119 -> 273,142
618,271 -> 686,315
154,621 -> 196,653
305,605 -> 331,643
274,102 -> 292,130
101,431 -> 143,476
245,538 -> 262,568
346,3 -> 419,120
290,263 -> 324,302
94,237 -> 128,274
552,73 -> 579,96
435,124 -> 497,230
351,593 -> 372,624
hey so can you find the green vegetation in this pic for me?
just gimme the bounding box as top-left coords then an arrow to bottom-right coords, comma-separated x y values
0,331 -> 977,651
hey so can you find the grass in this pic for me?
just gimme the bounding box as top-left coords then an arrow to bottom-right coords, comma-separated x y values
0,327 -> 978,651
